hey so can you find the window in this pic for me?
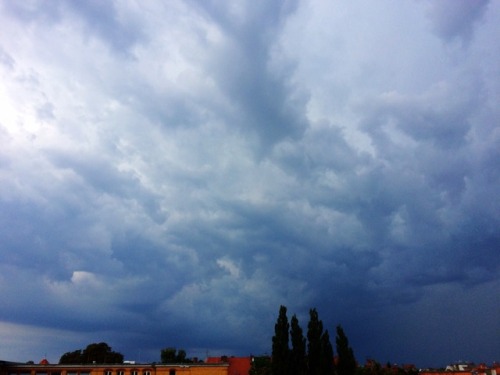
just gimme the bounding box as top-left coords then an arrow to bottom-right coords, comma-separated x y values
118,371 -> 125,375
132,371 -> 138,375
143,371 -> 151,375
105,370 -> 113,375
169,370 -> 176,375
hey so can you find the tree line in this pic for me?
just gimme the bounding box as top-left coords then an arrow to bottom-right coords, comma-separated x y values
59,343 -> 193,364
59,342 -> 124,364
253,305 -> 356,375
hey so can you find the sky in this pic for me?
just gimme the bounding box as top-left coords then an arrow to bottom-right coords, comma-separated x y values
0,0 -> 499,368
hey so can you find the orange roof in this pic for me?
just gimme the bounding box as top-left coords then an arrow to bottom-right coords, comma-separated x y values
227,357 -> 251,375
205,356 -> 251,374
39,359 -> 49,365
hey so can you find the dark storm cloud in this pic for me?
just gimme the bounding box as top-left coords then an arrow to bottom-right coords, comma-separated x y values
425,0 -> 490,43
191,0 -> 307,148
0,0 -> 499,368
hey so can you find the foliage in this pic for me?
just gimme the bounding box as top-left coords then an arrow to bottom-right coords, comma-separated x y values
320,329 -> 334,375
250,356 -> 272,375
270,306 -> 337,375
336,325 -> 357,375
59,350 -> 83,364
290,314 -> 307,375
356,359 -> 418,375
307,308 -> 324,375
177,349 -> 187,362
160,347 -> 190,363
272,305 -> 290,375
59,342 -> 123,364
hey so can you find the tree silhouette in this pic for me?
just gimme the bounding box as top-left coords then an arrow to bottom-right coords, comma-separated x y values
290,314 -> 307,375
59,342 -> 123,364
320,329 -> 334,375
336,325 -> 356,375
272,305 -> 290,375
307,308 -> 324,375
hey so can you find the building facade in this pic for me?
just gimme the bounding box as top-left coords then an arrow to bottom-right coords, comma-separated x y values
0,361 -> 229,375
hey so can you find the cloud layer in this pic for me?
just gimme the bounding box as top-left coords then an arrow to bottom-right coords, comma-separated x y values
1,0 -> 499,367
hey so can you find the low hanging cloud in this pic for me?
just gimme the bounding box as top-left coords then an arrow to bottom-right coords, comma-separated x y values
0,0 -> 499,367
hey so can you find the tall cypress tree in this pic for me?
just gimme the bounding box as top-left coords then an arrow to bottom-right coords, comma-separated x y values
307,308 -> 323,375
290,314 -> 307,375
272,305 -> 290,375
320,329 -> 334,375
336,325 -> 357,375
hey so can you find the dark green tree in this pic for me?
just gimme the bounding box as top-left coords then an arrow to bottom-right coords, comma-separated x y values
60,343 -> 123,364
320,329 -> 334,375
336,325 -> 356,375
160,347 -> 193,363
250,356 -> 272,375
160,347 -> 190,363
307,308 -> 323,375
176,349 -> 187,362
82,342 -> 123,364
59,350 -> 83,364
161,347 -> 177,363
290,314 -> 307,375
272,305 -> 290,375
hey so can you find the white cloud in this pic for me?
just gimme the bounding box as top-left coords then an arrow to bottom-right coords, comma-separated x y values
217,257 -> 241,278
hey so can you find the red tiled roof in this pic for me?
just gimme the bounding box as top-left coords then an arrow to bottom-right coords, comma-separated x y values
227,357 -> 251,375
205,356 -> 251,374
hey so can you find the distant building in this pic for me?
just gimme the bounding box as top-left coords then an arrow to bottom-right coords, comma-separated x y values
0,359 -> 230,375
420,362 -> 499,375
205,357 -> 251,375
